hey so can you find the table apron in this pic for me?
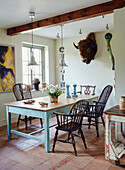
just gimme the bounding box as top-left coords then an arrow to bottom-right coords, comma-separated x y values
7,105 -> 72,119
110,115 -> 125,122
7,106 -> 45,118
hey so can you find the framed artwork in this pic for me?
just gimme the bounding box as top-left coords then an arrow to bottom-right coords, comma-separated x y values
0,45 -> 15,92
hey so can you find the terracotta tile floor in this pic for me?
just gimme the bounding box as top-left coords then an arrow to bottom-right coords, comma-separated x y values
0,117 -> 125,170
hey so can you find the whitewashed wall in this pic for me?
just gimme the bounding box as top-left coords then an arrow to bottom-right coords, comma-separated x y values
55,31 -> 115,109
114,7 -> 125,135
114,7 -> 125,104
0,29 -> 56,127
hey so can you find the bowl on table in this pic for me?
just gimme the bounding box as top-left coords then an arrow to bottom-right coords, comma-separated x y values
39,102 -> 48,107
23,100 -> 35,104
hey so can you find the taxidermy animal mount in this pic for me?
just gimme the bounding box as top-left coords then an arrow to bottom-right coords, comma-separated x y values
73,33 -> 97,64
105,33 -> 115,70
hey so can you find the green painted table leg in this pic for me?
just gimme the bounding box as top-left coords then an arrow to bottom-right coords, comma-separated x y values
44,112 -> 50,152
6,106 -> 12,139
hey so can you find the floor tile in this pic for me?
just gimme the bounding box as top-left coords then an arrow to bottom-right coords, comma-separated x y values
5,163 -> 32,170
58,164 -> 81,170
21,156 -> 46,168
84,159 -> 112,170
34,161 -> 55,170
0,157 -> 17,170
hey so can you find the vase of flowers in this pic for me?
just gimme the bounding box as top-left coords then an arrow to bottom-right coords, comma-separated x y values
43,84 -> 65,103
50,95 -> 58,103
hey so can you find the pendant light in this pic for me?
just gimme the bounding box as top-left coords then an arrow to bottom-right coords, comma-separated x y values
57,25 -> 68,68
28,12 -> 38,66
57,25 -> 68,87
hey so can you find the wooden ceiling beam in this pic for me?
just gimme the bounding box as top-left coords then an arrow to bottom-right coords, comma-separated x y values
7,0 -> 125,36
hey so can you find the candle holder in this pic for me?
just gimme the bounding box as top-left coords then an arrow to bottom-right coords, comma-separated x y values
72,84 -> 78,97
66,85 -> 71,98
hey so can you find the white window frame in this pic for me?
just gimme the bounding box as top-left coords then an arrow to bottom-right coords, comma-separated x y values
22,43 -> 47,86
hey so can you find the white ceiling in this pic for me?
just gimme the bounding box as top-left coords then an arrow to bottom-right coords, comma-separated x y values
0,0 -> 113,39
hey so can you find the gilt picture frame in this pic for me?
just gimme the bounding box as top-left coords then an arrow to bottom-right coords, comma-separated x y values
0,45 -> 15,92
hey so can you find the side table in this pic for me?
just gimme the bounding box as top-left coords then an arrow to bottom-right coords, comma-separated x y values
104,105 -> 125,165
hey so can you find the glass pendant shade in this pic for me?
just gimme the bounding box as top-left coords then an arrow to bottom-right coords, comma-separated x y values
28,49 -> 38,66
57,53 -> 68,67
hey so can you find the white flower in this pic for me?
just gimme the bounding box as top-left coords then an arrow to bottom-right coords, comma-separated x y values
42,84 -> 64,97
49,84 -> 54,89
50,88 -> 55,93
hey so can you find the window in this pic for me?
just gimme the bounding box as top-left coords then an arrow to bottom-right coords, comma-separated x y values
22,44 -> 48,86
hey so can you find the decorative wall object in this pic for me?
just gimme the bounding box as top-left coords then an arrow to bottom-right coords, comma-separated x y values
105,33 -> 115,70
0,45 -> 15,92
57,25 -> 68,87
73,33 -> 97,64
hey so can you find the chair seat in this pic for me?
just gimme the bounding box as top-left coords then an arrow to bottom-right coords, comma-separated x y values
56,122 -> 81,131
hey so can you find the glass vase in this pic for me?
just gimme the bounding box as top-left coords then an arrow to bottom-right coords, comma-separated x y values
50,96 -> 58,103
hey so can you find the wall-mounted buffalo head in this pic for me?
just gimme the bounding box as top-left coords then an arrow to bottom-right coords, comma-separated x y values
73,33 -> 97,64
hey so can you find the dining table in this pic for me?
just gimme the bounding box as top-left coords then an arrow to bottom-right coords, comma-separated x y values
5,94 -> 98,152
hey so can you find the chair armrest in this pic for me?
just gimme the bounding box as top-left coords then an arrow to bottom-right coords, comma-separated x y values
77,91 -> 81,94
71,91 -> 81,94
93,101 -> 105,105
89,104 -> 104,107
53,112 -> 84,117
93,101 -> 98,104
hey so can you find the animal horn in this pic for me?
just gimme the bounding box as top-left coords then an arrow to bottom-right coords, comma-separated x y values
73,42 -> 79,49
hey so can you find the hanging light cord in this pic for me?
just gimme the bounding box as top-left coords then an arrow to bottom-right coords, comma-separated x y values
31,16 -> 34,50
61,25 -> 63,47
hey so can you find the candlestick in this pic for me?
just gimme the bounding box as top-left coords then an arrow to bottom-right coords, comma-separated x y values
66,85 -> 71,98
72,84 -> 78,97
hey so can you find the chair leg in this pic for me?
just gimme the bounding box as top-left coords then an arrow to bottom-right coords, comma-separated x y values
79,128 -> 87,149
88,117 -> 91,129
101,116 -> 105,127
52,129 -> 58,152
29,117 -> 32,124
67,132 -> 71,141
71,132 -> 77,156
78,117 -> 84,134
78,129 -> 80,134
17,114 -> 21,127
95,117 -> 99,137
40,118 -> 43,128
25,116 -> 28,130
